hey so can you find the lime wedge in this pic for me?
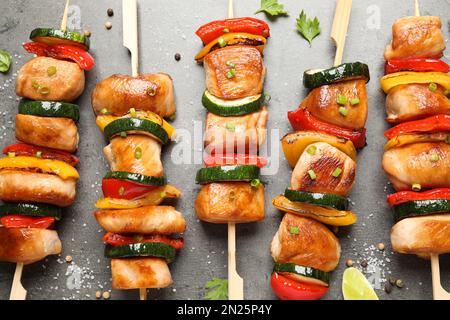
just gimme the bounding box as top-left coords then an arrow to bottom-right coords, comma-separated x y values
342,267 -> 379,300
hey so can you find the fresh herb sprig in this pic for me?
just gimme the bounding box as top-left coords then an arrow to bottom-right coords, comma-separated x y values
0,49 -> 12,73
204,278 -> 228,300
255,0 -> 288,17
296,10 -> 321,46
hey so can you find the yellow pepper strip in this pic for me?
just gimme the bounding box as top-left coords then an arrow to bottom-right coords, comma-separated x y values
195,32 -> 266,61
282,130 -> 357,167
272,195 -> 357,226
95,184 -> 181,209
380,71 -> 450,93
96,110 -> 176,139
0,156 -> 79,180
384,132 -> 449,151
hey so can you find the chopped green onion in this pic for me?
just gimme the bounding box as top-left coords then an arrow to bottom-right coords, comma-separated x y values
226,69 -> 235,79
38,86 -> 50,95
31,79 -> 40,89
134,147 -> 142,159
118,186 -> 125,195
444,89 -> 450,97
218,37 -> 227,47
446,136 -> 450,144
100,108 -> 109,114
159,191 -> 166,198
7,152 -> 15,158
129,108 -> 137,117
332,167 -> 342,177
47,66 -> 57,76
350,98 -> 360,105
250,179 -> 261,188
35,151 -> 42,158
306,145 -> 317,155
226,61 -> 235,68
264,93 -> 271,103
430,153 -> 439,162
308,169 -> 316,180
146,86 -> 156,96
225,123 -> 235,131
289,226 -> 300,235
168,113 -> 176,121
412,183 -> 421,191
428,82 -> 438,92
338,106 -> 349,117
336,94 -> 347,105
120,132 -> 127,138
223,28 -> 230,33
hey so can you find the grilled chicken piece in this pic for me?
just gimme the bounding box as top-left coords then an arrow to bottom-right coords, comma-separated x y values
104,135 -> 163,177
195,182 -> 265,223
385,84 -> 450,123
271,214 -> 341,272
382,142 -> 450,191
95,206 -> 186,235
204,106 -> 268,154
391,214 -> 450,256
16,114 -> 79,152
0,170 -> 76,206
301,79 -> 368,130
204,45 -> 266,100
16,57 -> 85,102
384,16 -> 445,60
111,258 -> 173,289
91,74 -> 176,118
291,142 -> 356,196
0,228 -> 61,264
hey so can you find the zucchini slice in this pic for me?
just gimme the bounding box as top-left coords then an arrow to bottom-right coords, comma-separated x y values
393,199 -> 450,222
30,28 -> 90,50
202,90 -> 263,116
195,165 -> 260,184
0,202 -> 62,220
303,62 -> 370,89
104,242 -> 176,262
284,189 -> 349,211
104,171 -> 167,187
273,263 -> 330,286
104,118 -> 169,144
18,100 -> 80,121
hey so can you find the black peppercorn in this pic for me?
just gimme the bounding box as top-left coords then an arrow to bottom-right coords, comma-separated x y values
107,8 -> 114,17
174,53 -> 181,61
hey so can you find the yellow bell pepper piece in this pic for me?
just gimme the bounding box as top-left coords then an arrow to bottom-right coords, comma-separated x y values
380,71 -> 450,93
195,32 -> 266,61
281,130 -> 357,167
384,132 -> 449,151
0,156 -> 79,180
95,184 -> 181,209
272,195 -> 357,226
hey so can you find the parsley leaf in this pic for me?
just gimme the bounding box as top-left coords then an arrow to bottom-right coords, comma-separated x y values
204,278 -> 228,300
255,0 -> 288,17
0,49 -> 12,73
296,10 -> 321,46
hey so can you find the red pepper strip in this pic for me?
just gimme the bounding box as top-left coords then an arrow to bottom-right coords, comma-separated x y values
0,215 -> 55,229
102,178 -> 157,200
23,42 -> 95,71
204,154 -> 268,168
288,108 -> 366,149
3,143 -> 79,167
385,58 -> 450,74
384,115 -> 450,140
102,232 -> 184,250
387,188 -> 450,207
270,273 -> 328,300
195,17 -> 270,45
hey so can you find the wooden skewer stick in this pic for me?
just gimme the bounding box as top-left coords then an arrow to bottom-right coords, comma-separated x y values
431,254 -> 450,300
122,0 -> 146,300
9,263 -> 26,300
60,0 -> 70,31
414,0 -> 420,16
226,0 -> 244,301
331,0 -> 353,66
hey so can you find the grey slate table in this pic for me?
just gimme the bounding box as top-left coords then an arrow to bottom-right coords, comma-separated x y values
0,0 -> 449,300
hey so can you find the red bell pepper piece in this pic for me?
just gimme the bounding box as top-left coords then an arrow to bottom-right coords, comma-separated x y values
195,17 -> 270,45
384,115 -> 450,140
387,188 -> 450,207
102,232 -> 184,250
288,108 -> 366,149
102,178 -> 157,200
385,58 -> 450,74
3,143 -> 79,167
204,154 -> 268,168
270,273 -> 328,300
23,42 -> 95,71
0,215 -> 55,229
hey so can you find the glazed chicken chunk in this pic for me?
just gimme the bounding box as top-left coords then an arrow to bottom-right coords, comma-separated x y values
271,214 -> 341,272
204,45 -> 266,100
384,16 -> 445,60
291,142 -> 356,196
